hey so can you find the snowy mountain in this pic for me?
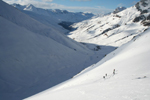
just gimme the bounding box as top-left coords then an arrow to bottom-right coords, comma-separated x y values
25,26 -> 150,100
24,0 -> 150,100
24,1 -> 150,100
68,4 -> 148,48
0,1 -> 103,100
1,0 -> 150,100
113,6 -> 126,14
12,3 -> 94,32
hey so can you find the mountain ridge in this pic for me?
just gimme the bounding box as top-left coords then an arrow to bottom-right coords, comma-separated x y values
68,4 -> 147,48
12,3 -> 94,32
12,3 -> 94,23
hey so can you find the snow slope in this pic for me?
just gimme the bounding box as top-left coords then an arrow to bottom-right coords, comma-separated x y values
0,1 -> 104,100
25,25 -> 150,100
68,6 -> 147,47
0,0 -> 89,51
25,1 -> 150,100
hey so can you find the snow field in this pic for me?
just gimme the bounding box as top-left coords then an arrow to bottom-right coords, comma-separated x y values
25,28 -> 150,100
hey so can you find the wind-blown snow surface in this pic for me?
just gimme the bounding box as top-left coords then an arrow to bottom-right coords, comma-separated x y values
68,6 -> 147,47
0,1 -> 111,100
25,28 -> 150,100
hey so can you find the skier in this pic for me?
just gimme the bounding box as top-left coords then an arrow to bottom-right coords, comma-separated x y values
105,73 -> 107,77
103,76 -> 105,79
113,69 -> 115,75
104,33 -> 108,37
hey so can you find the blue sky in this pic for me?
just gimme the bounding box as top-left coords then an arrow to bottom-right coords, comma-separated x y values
52,0 -> 139,9
3,0 -> 140,14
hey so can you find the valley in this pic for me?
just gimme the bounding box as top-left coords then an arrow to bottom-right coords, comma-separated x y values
0,0 -> 150,100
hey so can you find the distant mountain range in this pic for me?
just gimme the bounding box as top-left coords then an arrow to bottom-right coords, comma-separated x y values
12,3 -> 94,32
12,3 -> 94,23
12,4 -> 128,32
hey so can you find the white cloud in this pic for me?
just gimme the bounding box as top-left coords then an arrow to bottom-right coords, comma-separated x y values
132,1 -> 138,5
3,0 -> 113,14
42,0 -> 53,2
117,3 -> 124,7
3,0 -> 43,5
65,6 -> 113,14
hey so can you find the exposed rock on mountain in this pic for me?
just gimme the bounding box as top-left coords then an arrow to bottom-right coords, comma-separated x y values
113,6 -> 126,14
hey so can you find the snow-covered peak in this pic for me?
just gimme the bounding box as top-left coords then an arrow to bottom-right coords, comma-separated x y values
113,6 -> 126,14
24,4 -> 37,11
12,3 -> 37,11
12,3 -> 26,10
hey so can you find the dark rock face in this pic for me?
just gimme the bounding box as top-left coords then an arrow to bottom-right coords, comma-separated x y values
135,2 -> 141,11
141,0 -> 148,7
133,15 -> 146,22
134,0 -> 150,26
141,10 -> 148,14
135,0 -> 149,11
141,14 -> 150,26
142,20 -> 150,26
147,14 -> 150,20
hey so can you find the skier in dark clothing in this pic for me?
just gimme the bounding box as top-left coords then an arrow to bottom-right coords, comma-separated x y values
113,69 -> 115,75
103,76 -> 105,79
